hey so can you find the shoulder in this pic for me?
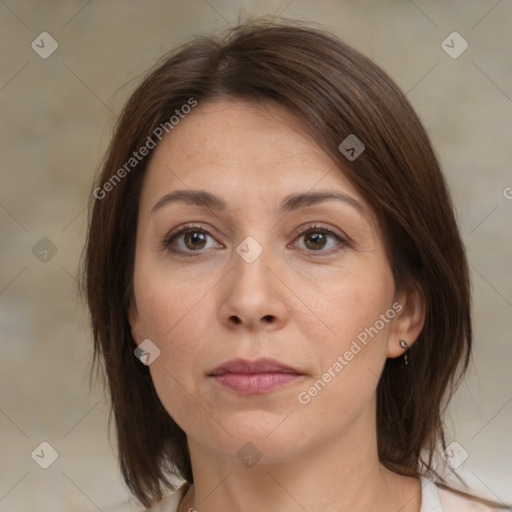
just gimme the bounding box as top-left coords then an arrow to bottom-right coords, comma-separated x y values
437,484 -> 510,512
145,481 -> 190,512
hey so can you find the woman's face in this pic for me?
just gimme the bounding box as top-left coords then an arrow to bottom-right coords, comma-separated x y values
129,99 -> 422,465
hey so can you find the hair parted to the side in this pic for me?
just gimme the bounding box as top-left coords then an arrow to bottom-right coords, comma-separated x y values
82,17 -> 481,509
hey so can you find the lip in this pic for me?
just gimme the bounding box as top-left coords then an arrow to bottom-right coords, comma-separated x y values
208,358 -> 305,394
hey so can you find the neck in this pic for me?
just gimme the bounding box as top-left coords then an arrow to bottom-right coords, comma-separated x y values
178,414 -> 421,512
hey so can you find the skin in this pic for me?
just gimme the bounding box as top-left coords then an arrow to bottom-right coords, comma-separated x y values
129,99 -> 426,512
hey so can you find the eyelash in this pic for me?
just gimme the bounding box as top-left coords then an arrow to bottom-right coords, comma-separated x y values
162,223 -> 349,257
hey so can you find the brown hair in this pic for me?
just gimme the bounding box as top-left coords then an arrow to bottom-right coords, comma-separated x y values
82,18 -> 503,509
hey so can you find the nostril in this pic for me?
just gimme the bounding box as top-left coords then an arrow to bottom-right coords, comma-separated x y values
263,315 -> 274,322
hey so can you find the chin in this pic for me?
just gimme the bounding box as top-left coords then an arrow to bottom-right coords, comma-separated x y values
190,413 -> 303,465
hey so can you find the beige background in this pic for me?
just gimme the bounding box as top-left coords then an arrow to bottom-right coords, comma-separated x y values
0,1 -> 511,510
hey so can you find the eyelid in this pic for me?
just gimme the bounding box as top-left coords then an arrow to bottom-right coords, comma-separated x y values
293,223 -> 348,242
163,222 -> 216,244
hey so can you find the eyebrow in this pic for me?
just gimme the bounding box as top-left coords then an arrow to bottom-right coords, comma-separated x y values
151,189 -> 365,215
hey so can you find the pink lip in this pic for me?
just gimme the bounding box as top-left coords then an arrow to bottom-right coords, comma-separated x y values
208,358 -> 304,394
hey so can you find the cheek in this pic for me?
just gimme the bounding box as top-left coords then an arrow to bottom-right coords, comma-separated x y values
133,257 -> 204,339
138,283 -> 211,435
295,318 -> 391,436
320,266 -> 395,343
304,268 -> 395,395
133,262 -> 214,393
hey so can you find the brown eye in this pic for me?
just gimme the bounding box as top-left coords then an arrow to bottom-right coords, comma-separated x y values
182,230 -> 208,250
304,231 -> 328,250
295,226 -> 347,254
163,224 -> 219,255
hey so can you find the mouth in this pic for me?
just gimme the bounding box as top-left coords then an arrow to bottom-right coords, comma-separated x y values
208,358 -> 305,394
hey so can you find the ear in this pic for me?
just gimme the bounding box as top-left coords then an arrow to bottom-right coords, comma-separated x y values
128,295 -> 143,345
387,284 -> 426,358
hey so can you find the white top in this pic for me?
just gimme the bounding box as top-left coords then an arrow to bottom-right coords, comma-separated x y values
146,475 -> 501,512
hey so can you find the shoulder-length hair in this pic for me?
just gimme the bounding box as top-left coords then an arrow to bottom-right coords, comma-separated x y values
83,18 -> 474,508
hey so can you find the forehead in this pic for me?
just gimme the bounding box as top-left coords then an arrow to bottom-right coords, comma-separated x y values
141,99 -> 367,211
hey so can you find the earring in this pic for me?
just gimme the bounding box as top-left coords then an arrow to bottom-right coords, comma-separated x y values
399,339 -> 409,366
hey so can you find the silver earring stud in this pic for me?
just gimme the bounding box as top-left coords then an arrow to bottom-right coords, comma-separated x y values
399,340 -> 409,366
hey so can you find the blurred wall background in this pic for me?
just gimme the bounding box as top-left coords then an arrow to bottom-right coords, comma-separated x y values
0,1 -> 511,510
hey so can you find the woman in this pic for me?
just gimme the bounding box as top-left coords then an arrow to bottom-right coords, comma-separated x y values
83,19 -> 510,512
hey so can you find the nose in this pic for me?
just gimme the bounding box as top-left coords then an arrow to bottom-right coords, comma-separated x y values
218,240 -> 289,331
